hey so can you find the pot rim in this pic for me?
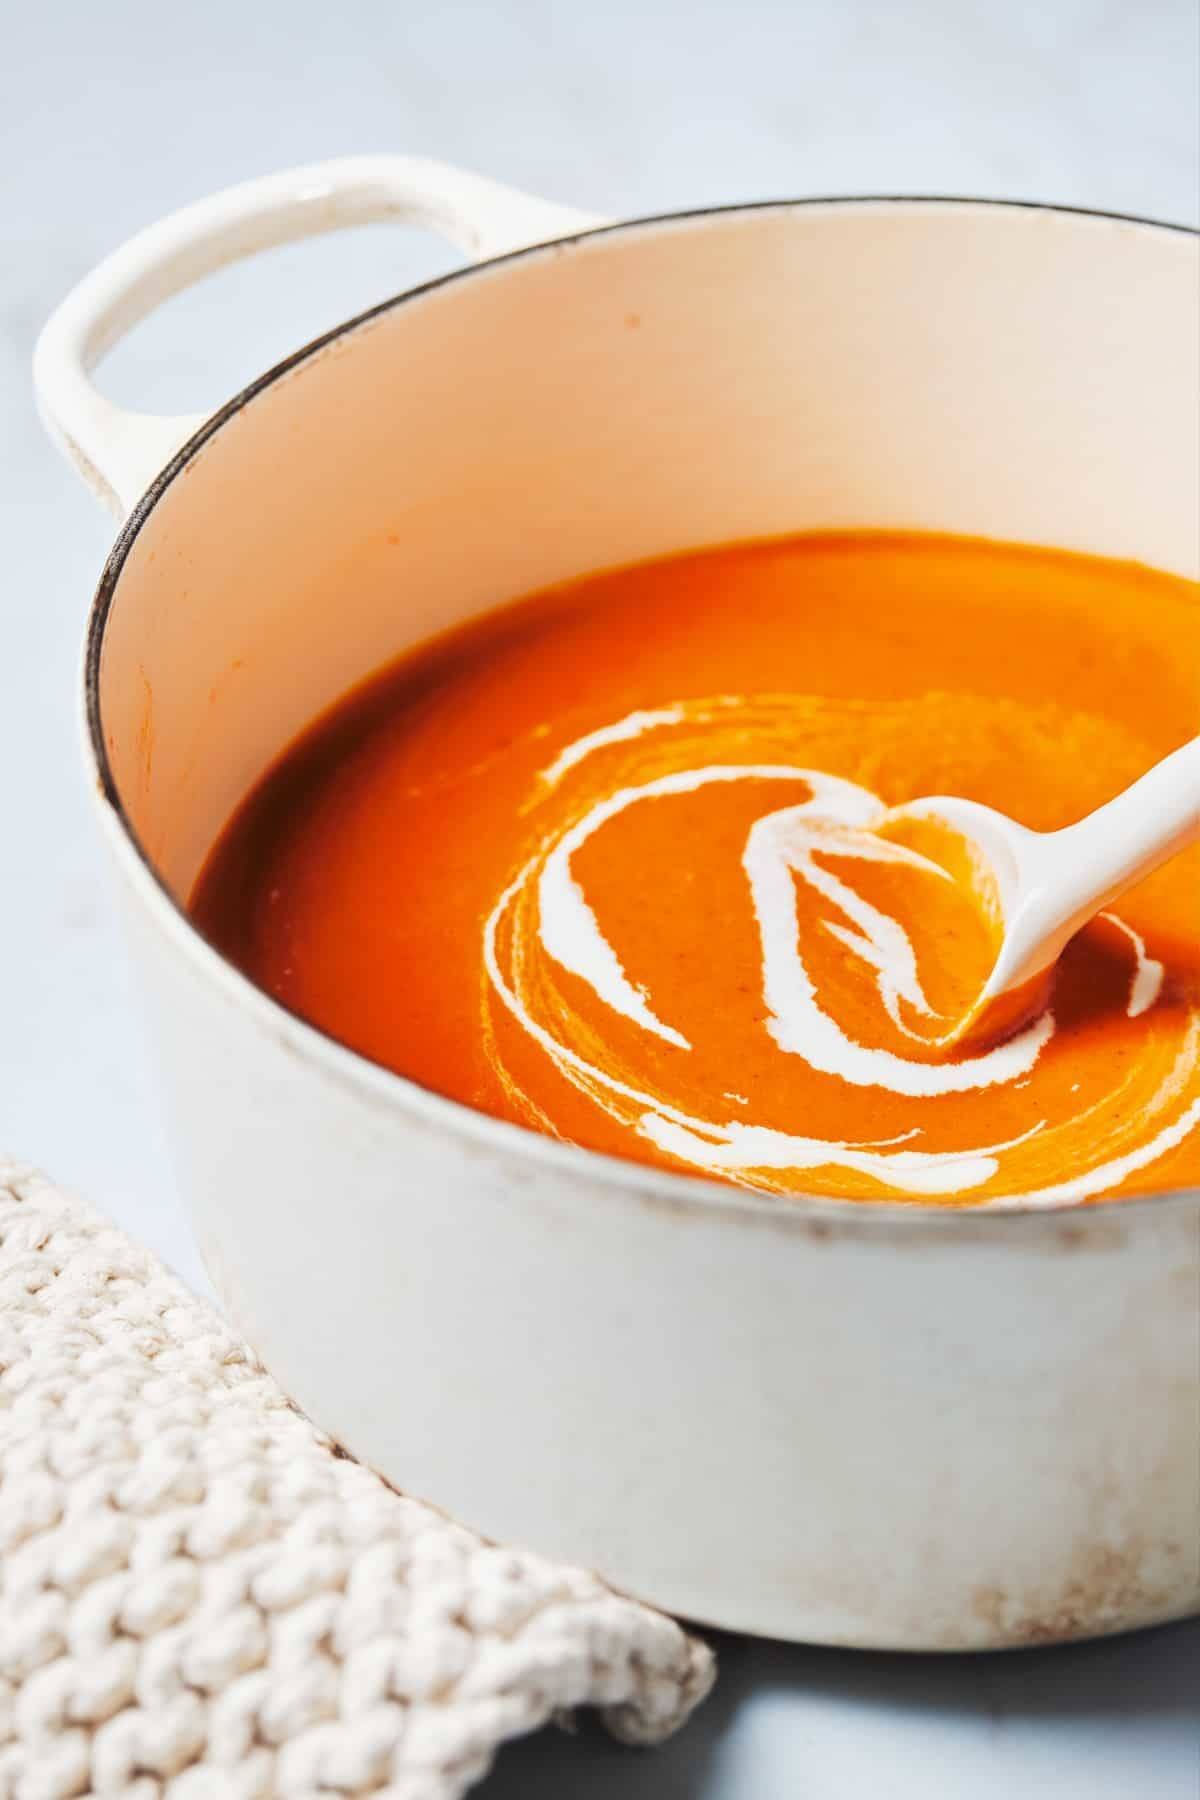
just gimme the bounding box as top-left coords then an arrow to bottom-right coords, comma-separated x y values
84,192 -> 1200,1235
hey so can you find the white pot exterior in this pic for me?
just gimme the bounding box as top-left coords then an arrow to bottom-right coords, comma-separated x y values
39,165 -> 1200,1647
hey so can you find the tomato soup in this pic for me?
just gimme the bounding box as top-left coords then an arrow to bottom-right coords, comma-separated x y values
192,532 -> 1200,1207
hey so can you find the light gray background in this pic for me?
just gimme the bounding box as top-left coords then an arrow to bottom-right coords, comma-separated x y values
2,2 -> 1198,1794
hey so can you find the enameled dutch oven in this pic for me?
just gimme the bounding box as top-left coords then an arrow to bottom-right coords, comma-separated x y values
35,157 -> 1200,1648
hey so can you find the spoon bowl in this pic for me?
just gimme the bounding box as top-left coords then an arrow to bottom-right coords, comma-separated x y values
890,736 -> 1200,1052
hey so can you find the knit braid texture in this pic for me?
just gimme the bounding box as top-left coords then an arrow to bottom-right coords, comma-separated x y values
0,1162 -> 714,1798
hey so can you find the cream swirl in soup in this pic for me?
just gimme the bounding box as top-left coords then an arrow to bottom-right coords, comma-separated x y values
192,532 -> 1200,1207
482,696 -> 1198,1203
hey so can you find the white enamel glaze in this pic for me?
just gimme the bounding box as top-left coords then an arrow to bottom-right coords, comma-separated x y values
901,735 -> 1200,1004
33,155 -> 603,517
35,165 -> 1200,1647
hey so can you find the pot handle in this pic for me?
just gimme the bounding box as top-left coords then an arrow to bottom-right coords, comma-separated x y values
34,155 -> 604,519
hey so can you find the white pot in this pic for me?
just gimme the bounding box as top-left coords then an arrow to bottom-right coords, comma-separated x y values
36,158 -> 1200,1649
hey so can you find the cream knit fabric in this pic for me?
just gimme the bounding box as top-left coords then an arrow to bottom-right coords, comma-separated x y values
0,1161 -> 714,1798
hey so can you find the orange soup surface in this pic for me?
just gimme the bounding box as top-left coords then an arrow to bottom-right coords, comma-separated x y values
193,533 -> 1200,1207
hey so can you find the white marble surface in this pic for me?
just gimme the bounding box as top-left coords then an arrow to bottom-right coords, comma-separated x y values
2,1 -> 1198,1793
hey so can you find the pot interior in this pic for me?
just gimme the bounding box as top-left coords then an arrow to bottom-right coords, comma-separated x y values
94,200 -> 1200,901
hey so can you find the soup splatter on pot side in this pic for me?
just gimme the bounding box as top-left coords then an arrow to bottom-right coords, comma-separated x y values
191,532 -> 1200,1207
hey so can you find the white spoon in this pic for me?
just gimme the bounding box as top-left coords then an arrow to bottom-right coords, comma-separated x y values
891,735 -> 1200,1049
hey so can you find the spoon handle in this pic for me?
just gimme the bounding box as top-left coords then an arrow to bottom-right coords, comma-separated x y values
1001,735 -> 1200,987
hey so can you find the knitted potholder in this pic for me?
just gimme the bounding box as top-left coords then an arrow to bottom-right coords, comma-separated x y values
0,1161 -> 715,1798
